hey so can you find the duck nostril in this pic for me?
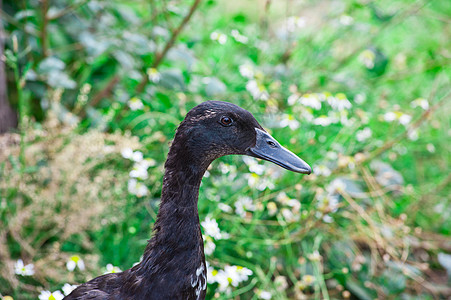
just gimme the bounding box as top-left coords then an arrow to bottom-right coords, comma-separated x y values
266,140 -> 277,148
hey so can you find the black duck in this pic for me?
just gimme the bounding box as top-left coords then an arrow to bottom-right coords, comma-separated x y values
65,100 -> 311,299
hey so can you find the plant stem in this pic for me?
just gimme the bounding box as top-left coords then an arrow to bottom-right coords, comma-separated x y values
135,0 -> 203,94
40,0 -> 49,58
11,56 -> 25,169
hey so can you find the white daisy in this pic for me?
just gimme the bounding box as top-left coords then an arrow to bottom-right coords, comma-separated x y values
38,290 -> 64,300
356,128 -> 372,142
299,93 -> 321,110
14,259 -> 35,276
66,255 -> 85,272
210,31 -> 227,44
203,236 -> 216,255
127,97 -> 144,111
328,93 -> 351,111
234,196 -> 256,218
411,98 -> 429,110
127,179 -> 149,197
104,264 -> 122,274
201,216 -> 222,239
146,68 -> 161,83
239,64 -> 254,79
62,283 -> 78,296
280,114 -> 300,130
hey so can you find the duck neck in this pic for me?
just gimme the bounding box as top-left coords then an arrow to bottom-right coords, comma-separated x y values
140,138 -> 210,276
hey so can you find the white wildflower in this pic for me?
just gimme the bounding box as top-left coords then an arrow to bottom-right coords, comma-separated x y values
210,31 -> 227,44
322,214 -> 334,223
128,97 -> 144,111
215,269 -> 232,292
317,194 -> 339,213
280,114 -> 300,130
243,156 -> 266,175
121,148 -> 144,162
203,236 -> 216,255
129,162 -> 149,180
275,276 -> 289,290
411,98 -> 429,110
246,173 -> 275,191
207,263 -> 219,284
407,128 -> 418,140
233,265 -> 252,282
218,203 -> 233,213
383,111 -> 397,122
231,29 -> 248,44
14,259 -> 35,276
328,93 -> 351,111
399,114 -> 412,125
307,251 -> 322,262
146,68 -> 161,83
127,179 -> 149,197
246,80 -> 269,101
81,83 -> 91,94
332,110 -> 351,126
287,199 -> 301,211
104,264 -> 122,274
121,147 -> 134,159
38,291 -> 64,300
66,255 -> 85,272
299,93 -> 321,109
281,208 -> 299,222
235,196 -> 256,218
313,115 -> 333,126
259,290 -> 272,299
313,164 -> 332,176
302,274 -> 316,285
300,108 -> 314,123
239,63 -> 254,79
201,216 -> 222,239
356,128 -> 372,142
327,178 -> 346,195
287,94 -> 299,105
62,283 -> 78,296
359,49 -> 375,69
224,265 -> 252,287
276,192 -> 290,205
384,111 -> 411,126
141,158 -> 156,168
354,93 -> 366,104
267,202 -> 278,216
218,162 -> 233,174
131,151 -> 143,162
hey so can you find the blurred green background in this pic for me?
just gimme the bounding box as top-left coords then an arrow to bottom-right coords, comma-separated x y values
1,0 -> 450,299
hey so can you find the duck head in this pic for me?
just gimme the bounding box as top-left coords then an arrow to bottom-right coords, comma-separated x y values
173,101 -> 311,174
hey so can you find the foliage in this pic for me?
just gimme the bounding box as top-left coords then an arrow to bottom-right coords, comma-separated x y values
1,0 -> 451,299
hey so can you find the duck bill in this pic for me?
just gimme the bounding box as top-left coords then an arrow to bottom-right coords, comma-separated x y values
248,128 -> 312,174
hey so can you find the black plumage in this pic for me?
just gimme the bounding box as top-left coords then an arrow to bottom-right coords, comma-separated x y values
65,101 -> 311,300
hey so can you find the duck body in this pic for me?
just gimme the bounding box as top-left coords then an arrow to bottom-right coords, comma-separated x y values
65,101 -> 311,300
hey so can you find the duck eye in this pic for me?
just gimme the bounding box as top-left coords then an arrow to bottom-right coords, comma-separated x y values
219,116 -> 233,126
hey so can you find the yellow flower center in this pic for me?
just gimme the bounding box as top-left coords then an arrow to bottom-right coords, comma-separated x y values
336,93 -> 347,100
70,255 -> 80,263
